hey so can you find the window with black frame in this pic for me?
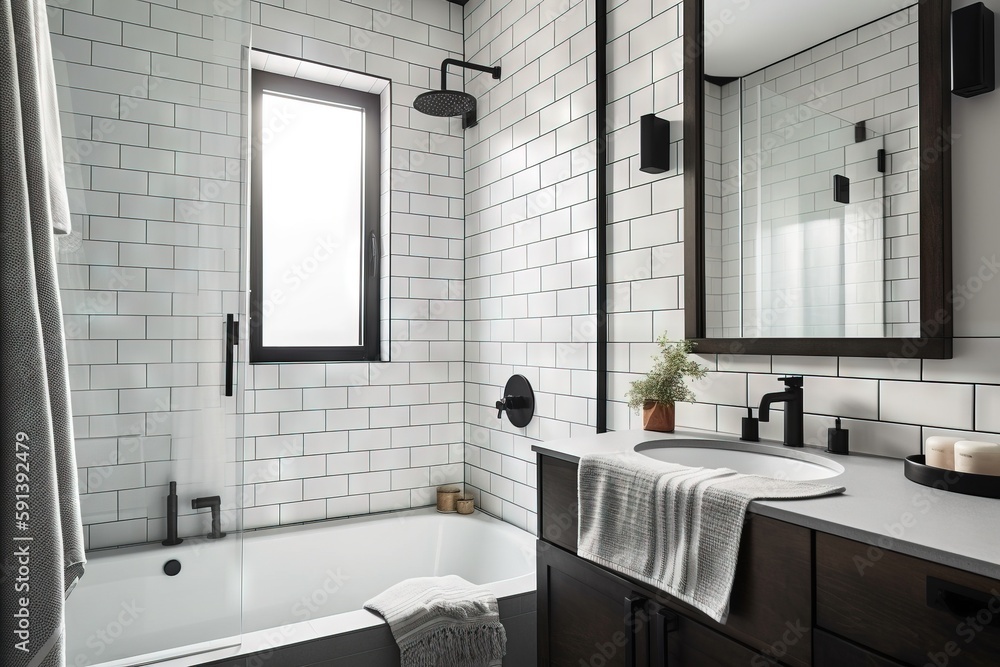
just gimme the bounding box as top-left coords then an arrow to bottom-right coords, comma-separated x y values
249,69 -> 381,363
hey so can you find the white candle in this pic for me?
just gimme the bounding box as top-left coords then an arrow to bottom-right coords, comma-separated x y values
925,436 -> 961,470
954,441 -> 1000,476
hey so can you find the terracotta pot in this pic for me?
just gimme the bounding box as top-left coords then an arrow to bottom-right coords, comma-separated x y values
642,400 -> 675,432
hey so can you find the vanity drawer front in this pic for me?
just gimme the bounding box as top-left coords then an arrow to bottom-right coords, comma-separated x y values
814,629 -> 908,667
666,615 -> 780,667
816,532 -> 1000,667
721,514 -> 812,667
538,455 -> 579,553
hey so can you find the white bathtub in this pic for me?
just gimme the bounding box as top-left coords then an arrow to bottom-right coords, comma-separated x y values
65,508 -> 536,667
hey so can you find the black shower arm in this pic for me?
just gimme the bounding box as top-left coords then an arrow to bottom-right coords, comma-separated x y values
439,59 -> 501,90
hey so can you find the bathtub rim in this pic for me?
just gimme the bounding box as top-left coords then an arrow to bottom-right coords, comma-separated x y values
242,503 -> 533,543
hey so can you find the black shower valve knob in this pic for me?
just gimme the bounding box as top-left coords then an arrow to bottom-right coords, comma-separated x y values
496,395 -> 524,418
495,374 -> 535,428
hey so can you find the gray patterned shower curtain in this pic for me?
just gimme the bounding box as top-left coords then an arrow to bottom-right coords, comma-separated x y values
1,1 -> 86,666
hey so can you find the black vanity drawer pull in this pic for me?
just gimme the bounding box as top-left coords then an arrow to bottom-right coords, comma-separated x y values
926,576 -> 1000,627
652,606 -> 678,666
624,593 -> 648,667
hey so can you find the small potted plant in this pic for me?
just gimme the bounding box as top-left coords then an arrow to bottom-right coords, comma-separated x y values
625,334 -> 708,432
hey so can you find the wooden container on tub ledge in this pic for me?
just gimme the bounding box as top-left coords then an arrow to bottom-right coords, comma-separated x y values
436,487 -> 460,513
456,497 -> 474,515
625,333 -> 707,433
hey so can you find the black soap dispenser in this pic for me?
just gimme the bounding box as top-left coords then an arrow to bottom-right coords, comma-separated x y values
741,407 -> 759,442
827,418 -> 850,455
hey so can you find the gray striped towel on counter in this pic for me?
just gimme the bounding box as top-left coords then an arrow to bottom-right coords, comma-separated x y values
577,452 -> 845,623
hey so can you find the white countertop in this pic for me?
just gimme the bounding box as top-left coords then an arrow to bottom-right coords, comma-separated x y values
533,428 -> 1000,580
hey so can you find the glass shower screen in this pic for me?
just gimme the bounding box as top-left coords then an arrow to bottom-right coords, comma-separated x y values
56,1 -> 251,664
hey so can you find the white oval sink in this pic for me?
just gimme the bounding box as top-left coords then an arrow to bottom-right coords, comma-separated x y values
635,439 -> 844,481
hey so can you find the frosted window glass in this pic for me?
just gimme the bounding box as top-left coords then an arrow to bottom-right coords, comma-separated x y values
260,92 -> 365,348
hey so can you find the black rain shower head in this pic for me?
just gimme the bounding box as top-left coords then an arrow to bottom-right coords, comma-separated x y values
413,90 -> 477,117
412,58 -> 501,129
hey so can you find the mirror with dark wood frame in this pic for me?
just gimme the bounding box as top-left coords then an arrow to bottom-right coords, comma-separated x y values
683,0 -> 953,359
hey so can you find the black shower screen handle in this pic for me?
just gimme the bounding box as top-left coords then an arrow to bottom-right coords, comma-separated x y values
225,314 -> 238,397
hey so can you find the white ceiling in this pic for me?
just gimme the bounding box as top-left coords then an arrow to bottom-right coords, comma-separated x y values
704,0 -> 907,77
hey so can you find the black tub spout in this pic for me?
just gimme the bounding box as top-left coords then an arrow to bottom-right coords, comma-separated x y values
191,495 -> 226,539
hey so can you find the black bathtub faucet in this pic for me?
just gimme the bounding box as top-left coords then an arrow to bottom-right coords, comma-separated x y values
162,481 -> 183,546
192,495 -> 226,539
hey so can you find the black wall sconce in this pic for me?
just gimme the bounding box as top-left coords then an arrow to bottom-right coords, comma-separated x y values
953,2 -> 995,97
639,114 -> 670,174
833,174 -> 850,204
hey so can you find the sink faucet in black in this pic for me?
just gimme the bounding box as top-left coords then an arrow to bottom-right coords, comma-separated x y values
758,376 -> 804,447
191,496 -> 226,539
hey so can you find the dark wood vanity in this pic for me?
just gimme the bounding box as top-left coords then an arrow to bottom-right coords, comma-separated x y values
536,454 -> 1000,666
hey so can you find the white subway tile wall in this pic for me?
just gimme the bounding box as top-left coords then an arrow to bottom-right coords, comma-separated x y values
607,0 -> 1000,468
605,0 -> 684,435
240,0 -> 470,530
50,0 -> 1000,548
461,0 -> 598,534
51,0 -> 252,551
51,0 -> 467,549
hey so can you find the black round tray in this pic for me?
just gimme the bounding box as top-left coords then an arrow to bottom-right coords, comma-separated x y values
904,455 -> 1000,499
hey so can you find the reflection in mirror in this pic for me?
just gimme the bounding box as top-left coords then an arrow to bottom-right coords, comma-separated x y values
702,2 -> 920,339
